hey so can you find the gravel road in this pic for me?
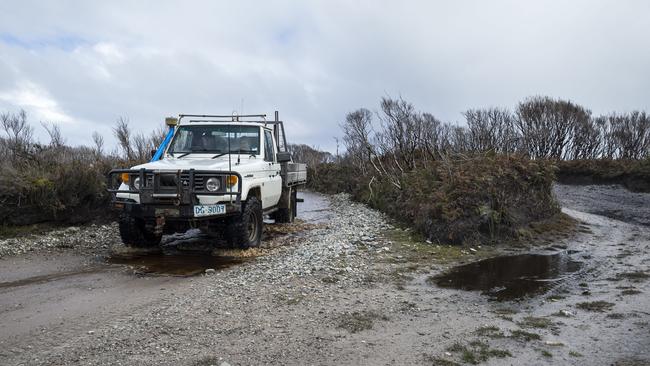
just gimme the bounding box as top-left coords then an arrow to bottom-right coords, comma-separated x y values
1,187 -> 649,365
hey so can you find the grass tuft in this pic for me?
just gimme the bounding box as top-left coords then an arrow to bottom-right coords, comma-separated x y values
517,316 -> 553,329
446,340 -> 511,365
336,310 -> 389,333
475,325 -> 505,338
576,301 -> 615,312
510,329 -> 542,342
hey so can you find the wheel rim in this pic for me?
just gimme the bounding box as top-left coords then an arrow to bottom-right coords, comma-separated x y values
247,210 -> 259,243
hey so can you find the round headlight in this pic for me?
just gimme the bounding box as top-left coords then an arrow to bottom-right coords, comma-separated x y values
206,177 -> 221,192
133,177 -> 141,190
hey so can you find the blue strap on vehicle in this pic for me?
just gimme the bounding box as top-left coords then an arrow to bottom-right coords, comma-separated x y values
151,126 -> 175,162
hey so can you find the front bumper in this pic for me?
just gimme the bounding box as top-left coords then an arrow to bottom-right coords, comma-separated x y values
112,200 -> 241,221
108,168 -> 243,220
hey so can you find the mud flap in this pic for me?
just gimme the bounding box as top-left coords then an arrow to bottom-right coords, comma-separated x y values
278,186 -> 292,210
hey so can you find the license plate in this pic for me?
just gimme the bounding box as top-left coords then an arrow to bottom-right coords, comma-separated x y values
193,204 -> 226,217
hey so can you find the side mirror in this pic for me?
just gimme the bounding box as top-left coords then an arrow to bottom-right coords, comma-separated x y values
150,149 -> 157,158
276,152 -> 291,163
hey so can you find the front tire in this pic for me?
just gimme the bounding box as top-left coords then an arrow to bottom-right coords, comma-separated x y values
118,215 -> 162,248
227,196 -> 263,249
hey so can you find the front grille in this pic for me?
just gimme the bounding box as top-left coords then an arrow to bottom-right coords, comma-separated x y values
141,172 -> 194,189
133,171 -> 224,192
193,176 -> 204,190
160,174 -> 178,187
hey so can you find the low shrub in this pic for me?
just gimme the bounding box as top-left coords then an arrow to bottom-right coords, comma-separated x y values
307,163 -> 366,196
308,154 -> 559,245
0,146 -> 118,225
0,110 -> 161,227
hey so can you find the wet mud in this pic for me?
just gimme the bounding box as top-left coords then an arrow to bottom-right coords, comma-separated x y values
106,253 -> 244,276
0,267 -> 103,289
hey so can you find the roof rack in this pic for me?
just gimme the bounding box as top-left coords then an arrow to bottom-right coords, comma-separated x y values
180,114 -> 270,123
176,111 -> 288,152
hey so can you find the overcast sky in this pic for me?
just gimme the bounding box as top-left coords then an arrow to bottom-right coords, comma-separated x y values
1,1 -> 649,152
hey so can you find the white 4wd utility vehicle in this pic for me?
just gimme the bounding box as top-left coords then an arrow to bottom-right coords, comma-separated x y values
108,112 -> 307,249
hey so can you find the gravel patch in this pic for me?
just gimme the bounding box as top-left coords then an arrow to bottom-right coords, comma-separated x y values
3,192 -> 399,365
0,223 -> 116,258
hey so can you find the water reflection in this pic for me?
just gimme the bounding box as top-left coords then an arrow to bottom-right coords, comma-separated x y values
433,253 -> 582,301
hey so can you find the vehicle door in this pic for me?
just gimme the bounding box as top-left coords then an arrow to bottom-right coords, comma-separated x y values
261,129 -> 282,208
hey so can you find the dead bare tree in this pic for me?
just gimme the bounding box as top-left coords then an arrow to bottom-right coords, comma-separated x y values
41,122 -> 65,148
287,144 -> 333,167
608,111 -> 650,159
341,108 -> 375,175
132,133 -> 150,163
515,96 -> 590,160
449,125 -> 470,153
464,107 -> 518,154
594,116 -> 616,159
378,97 -> 421,170
92,131 -> 104,156
567,117 -> 602,160
1,110 -> 34,163
419,112 -> 446,161
113,116 -> 133,161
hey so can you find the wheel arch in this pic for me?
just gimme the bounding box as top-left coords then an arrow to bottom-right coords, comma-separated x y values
246,185 -> 261,202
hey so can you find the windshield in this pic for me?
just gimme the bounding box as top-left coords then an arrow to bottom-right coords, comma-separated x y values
167,125 -> 260,155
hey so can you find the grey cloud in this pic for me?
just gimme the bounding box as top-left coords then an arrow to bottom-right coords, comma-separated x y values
0,1 -> 648,152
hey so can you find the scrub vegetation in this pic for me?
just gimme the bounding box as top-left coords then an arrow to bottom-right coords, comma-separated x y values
0,111 -> 162,226
1,94 -> 648,235
304,96 -> 650,245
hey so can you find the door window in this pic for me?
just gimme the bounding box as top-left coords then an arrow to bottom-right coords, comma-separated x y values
264,130 -> 274,162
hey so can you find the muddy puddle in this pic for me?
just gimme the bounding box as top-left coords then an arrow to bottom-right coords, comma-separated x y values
432,252 -> 583,301
107,253 -> 244,276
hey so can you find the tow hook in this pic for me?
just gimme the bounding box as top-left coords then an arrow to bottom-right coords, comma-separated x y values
154,216 -> 165,236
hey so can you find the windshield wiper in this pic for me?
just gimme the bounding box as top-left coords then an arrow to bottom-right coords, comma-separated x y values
211,152 -> 227,159
176,152 -> 191,158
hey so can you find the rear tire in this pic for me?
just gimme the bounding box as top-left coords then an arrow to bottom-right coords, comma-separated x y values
118,215 -> 162,248
227,196 -> 263,249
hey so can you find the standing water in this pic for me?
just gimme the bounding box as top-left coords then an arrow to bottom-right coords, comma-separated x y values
432,252 -> 583,301
297,191 -> 333,224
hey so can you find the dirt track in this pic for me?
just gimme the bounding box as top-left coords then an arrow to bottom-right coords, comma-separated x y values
0,187 -> 649,365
